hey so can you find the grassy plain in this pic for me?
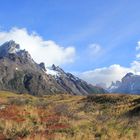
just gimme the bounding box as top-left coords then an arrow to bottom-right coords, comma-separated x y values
0,91 -> 139,140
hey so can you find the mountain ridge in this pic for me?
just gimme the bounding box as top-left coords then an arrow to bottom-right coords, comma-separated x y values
0,40 -> 105,95
108,72 -> 140,94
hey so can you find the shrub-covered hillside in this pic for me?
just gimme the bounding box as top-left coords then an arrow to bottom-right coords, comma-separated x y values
0,91 -> 140,140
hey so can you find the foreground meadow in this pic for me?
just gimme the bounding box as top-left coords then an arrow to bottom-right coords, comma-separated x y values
0,91 -> 139,140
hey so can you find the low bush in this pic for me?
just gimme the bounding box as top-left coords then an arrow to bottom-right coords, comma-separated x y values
53,103 -> 78,119
8,97 -> 31,106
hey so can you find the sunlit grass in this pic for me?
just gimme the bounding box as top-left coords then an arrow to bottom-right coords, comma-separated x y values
0,91 -> 140,139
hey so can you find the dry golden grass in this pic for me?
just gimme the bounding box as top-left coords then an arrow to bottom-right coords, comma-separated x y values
0,91 -> 139,140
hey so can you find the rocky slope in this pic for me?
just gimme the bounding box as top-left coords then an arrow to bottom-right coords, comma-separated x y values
108,73 -> 140,94
0,40 -> 105,95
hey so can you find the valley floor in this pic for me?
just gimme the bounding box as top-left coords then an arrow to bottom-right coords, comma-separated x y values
0,91 -> 140,140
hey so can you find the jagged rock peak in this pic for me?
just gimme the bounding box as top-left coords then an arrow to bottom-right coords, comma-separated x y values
108,73 -> 140,94
39,62 -> 46,71
2,40 -> 20,49
51,64 -> 65,73
18,49 -> 32,60
124,72 -> 134,78
122,73 -> 134,81
0,40 -> 20,56
0,40 -> 33,62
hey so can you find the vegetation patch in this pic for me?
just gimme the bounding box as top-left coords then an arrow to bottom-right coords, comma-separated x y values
0,91 -> 139,139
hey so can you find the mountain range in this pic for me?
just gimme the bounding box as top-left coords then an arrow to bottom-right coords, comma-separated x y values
0,40 -> 105,95
108,72 -> 140,94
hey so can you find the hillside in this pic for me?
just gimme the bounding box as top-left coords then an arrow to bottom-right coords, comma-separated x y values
0,91 -> 140,140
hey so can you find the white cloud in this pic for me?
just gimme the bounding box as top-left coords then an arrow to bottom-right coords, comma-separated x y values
136,41 -> 140,60
136,41 -> 140,51
78,61 -> 140,87
88,43 -> 102,56
0,27 -> 76,66
77,41 -> 140,87
79,64 -> 134,87
132,42 -> 140,73
136,54 -> 140,59
131,61 -> 140,74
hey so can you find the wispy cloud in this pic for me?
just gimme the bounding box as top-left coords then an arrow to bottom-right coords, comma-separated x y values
88,43 -> 102,57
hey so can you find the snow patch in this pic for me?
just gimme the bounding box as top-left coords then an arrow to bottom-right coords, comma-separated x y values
109,85 -> 118,90
70,76 -> 79,82
8,47 -> 20,54
46,68 -> 60,77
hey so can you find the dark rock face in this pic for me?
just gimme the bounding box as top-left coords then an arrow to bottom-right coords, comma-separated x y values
39,62 -> 46,71
51,64 -> 65,73
49,68 -> 105,95
108,73 -> 140,94
0,40 -> 105,95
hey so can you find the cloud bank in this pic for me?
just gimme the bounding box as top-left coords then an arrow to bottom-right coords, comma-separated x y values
79,41 -> 140,87
79,64 -> 134,87
0,28 -> 76,66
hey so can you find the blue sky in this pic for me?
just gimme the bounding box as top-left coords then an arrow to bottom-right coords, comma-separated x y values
0,0 -> 140,86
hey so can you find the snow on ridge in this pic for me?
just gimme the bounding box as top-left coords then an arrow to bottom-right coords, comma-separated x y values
46,67 -> 60,77
8,46 -> 20,54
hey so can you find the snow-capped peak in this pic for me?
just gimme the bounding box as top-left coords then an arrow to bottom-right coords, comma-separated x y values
0,40 -> 20,55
